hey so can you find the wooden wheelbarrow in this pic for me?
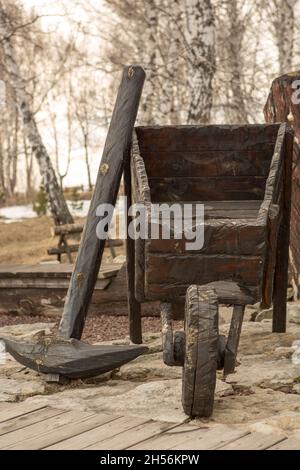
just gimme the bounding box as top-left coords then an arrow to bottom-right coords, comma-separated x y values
126,122 -> 294,417
1,65 -> 147,381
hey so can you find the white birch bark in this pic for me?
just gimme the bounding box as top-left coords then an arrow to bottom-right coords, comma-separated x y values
183,0 -> 215,124
271,0 -> 297,73
0,7 -> 73,224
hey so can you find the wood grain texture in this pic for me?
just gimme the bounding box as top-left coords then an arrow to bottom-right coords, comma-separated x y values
2,337 -> 148,379
46,415 -> 149,450
264,72 -> 300,297
59,66 -> 145,339
136,125 -> 279,151
149,176 -> 266,202
182,285 -> 219,417
218,432 -> 285,450
140,149 -> 273,178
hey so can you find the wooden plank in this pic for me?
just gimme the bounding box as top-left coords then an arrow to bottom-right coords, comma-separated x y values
46,415 -> 150,450
131,424 -> 246,450
129,423 -> 201,450
59,66 -> 145,340
0,402 -> 47,423
141,149 -> 273,178
124,135 -> 142,344
272,125 -> 294,332
0,263 -> 122,280
147,220 -> 266,256
47,245 -> 80,256
149,176 -> 266,202
136,124 -> 279,151
0,278 -> 110,290
224,305 -> 245,375
0,407 -> 66,437
7,411 -> 118,450
146,253 -> 263,287
171,426 -> 249,450
269,436 -> 300,450
218,432 -> 285,450
85,419 -> 176,450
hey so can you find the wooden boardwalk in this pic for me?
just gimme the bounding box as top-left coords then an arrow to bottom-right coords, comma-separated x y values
0,402 -> 299,450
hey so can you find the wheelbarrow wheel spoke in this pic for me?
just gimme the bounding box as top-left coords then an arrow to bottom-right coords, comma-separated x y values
182,285 -> 219,418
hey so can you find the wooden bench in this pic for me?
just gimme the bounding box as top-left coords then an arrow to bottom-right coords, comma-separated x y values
48,224 -> 123,263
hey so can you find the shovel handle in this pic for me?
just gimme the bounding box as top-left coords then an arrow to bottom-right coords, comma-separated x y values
59,66 -> 145,339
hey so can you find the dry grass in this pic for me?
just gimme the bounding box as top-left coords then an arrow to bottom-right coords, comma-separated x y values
0,216 -> 86,265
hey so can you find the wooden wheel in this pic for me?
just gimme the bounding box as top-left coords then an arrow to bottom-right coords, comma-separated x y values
182,285 -> 219,418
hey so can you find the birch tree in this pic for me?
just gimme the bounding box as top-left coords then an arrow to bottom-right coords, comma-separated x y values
0,2 -> 74,224
184,0 -> 215,124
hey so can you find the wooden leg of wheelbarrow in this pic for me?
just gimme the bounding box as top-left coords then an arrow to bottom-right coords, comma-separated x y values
224,304 -> 245,375
272,130 -> 293,333
124,159 -> 142,344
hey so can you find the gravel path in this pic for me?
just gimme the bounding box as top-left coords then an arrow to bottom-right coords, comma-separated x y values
0,314 -> 183,343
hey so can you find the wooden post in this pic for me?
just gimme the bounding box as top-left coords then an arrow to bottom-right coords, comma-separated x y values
264,73 -> 300,300
58,66 -> 145,340
272,129 -> 294,332
124,157 -> 142,344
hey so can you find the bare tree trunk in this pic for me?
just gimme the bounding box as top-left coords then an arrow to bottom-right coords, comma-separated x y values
9,109 -> 18,195
270,0 -> 297,73
142,0 -> 159,124
83,133 -> 92,191
23,132 -> 33,197
184,0 -> 216,124
225,0 -> 249,123
0,7 -> 73,225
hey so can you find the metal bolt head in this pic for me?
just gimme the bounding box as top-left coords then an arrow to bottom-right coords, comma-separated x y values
100,163 -> 109,175
128,66 -> 135,79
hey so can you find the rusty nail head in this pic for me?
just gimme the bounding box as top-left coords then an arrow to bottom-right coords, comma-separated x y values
77,272 -> 85,283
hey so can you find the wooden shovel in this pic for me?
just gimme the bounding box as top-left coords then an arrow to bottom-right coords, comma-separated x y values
1,66 -> 147,379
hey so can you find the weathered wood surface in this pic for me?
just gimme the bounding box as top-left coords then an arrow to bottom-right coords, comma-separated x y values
47,415 -> 150,450
224,304 -> 245,375
59,66 -> 145,340
136,124 -> 279,151
218,432 -> 285,450
2,337 -> 148,379
0,263 -> 121,279
47,244 -> 80,256
133,123 -> 291,309
146,253 -> 264,287
149,176 -> 266,202
264,73 -> 300,297
182,286 -> 218,418
124,132 -> 142,343
139,149 -> 273,178
51,223 -> 84,236
0,404 -> 295,450
271,125 -> 293,332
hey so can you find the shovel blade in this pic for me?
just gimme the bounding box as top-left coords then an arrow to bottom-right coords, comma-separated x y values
1,337 -> 148,379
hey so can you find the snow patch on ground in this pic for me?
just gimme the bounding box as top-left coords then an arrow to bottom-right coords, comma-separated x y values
0,198 -> 126,223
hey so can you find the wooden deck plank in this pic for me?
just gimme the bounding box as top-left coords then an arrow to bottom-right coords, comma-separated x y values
7,411 -> 118,450
47,416 -> 150,450
131,424 -> 248,450
0,410 -> 80,449
217,432 -> 285,450
0,407 -> 66,437
85,420 -> 176,450
0,263 -> 122,280
130,423 -> 205,450
0,402 -> 47,423
171,426 -> 249,450
269,436 -> 300,450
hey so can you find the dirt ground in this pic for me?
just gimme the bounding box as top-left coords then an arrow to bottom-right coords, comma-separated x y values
0,216 -> 86,265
